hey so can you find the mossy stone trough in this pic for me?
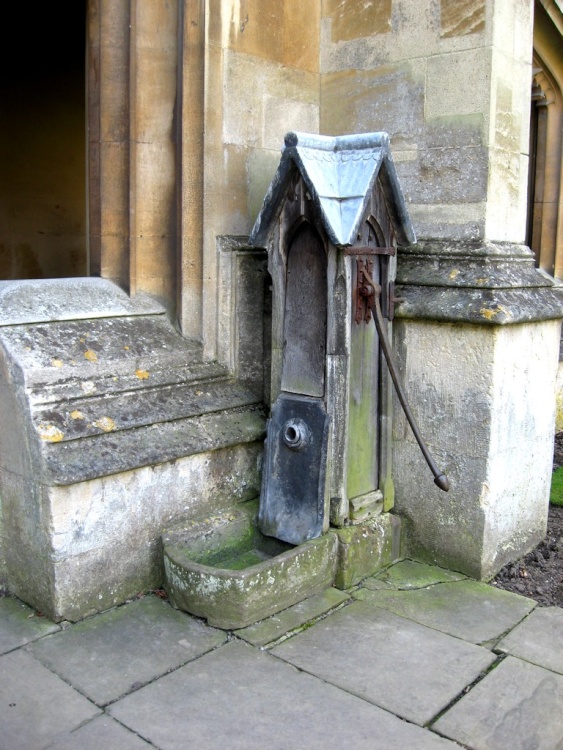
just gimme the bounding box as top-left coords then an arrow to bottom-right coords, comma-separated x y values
163,501 -> 339,629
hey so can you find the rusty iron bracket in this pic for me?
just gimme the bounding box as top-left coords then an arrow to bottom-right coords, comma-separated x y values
355,258 -> 375,324
345,246 -> 395,256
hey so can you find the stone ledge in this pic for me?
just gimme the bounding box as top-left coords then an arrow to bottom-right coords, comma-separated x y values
395,284 -> 563,324
395,240 -> 563,324
0,278 -> 165,326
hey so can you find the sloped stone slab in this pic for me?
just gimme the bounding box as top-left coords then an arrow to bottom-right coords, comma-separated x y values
496,607 -> 563,674
271,600 -> 495,726
433,656 -> 563,749
109,640 -> 457,749
0,650 -> 100,750
235,588 -> 350,647
0,278 -> 164,326
363,559 -> 467,590
29,595 -> 226,706
0,596 -> 59,654
354,580 -> 535,644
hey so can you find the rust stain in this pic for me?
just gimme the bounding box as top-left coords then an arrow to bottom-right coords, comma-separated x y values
38,424 -> 64,442
135,369 -> 150,380
94,416 -> 116,432
51,358 -> 64,368
84,350 -> 98,362
70,410 -> 84,420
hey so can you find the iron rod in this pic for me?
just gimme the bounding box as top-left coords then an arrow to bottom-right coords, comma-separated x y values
362,269 -> 449,492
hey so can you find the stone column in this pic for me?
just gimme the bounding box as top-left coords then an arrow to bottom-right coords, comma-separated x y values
320,0 -> 563,577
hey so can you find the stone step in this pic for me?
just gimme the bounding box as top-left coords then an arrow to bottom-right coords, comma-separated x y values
40,403 -> 266,485
33,378 -> 261,443
1,314 -> 227,405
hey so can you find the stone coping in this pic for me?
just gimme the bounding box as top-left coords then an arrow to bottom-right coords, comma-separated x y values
0,278 -> 165,326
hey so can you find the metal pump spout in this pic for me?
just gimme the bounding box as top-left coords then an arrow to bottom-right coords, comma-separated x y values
361,268 -> 450,492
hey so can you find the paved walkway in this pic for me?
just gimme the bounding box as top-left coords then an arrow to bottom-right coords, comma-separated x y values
1,559 -> 563,750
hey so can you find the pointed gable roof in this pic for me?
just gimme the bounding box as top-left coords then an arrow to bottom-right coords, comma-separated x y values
250,131 -> 415,248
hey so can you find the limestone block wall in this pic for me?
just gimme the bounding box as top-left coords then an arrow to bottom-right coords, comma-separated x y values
201,0 -> 321,356
319,0 -> 532,243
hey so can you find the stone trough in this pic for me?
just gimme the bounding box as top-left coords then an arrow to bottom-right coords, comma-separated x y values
163,500 -> 339,629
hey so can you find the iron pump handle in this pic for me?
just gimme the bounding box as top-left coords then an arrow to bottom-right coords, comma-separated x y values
361,269 -> 450,492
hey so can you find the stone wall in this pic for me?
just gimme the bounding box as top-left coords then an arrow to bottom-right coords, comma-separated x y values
319,0 -> 531,244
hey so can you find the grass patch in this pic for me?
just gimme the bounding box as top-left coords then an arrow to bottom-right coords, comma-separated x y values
550,467 -> 563,506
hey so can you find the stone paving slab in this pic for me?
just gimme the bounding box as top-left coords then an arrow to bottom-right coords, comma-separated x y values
0,596 -> 60,655
44,715 -> 154,749
354,579 -> 535,645
363,560 -> 467,590
433,655 -> 563,749
271,599 -> 496,726
109,640 -> 458,749
29,595 -> 226,706
496,606 -> 563,674
235,587 -> 350,646
0,649 -> 100,750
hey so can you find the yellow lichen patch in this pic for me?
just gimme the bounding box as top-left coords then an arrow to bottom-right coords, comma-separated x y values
476,278 -> 489,285
449,269 -> 460,279
51,358 -> 64,368
124,345 -> 129,350
480,308 -> 498,320
70,410 -> 85,420
84,350 -> 98,362
135,369 -> 149,380
93,416 -> 116,432
480,304 -> 512,321
37,424 -> 64,443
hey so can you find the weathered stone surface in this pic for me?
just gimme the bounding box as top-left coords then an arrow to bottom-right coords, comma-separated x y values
110,640 -> 458,748
496,607 -> 563,674
30,595 -> 226,706
0,650 -> 100,749
0,596 -> 60,654
48,715 -> 153,750
220,0 -> 319,73
397,240 -> 562,292
324,0 -> 392,42
235,587 -> 350,647
272,600 -> 495,726
0,279 -> 164,326
164,507 -> 339,629
433,656 -> 563,749
363,559 -> 466,590
440,0 -> 485,38
354,580 -> 535,645
333,513 -> 402,589
0,299 -> 265,621
393,318 -> 560,579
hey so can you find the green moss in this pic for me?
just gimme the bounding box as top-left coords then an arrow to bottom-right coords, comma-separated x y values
550,467 -> 563,507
